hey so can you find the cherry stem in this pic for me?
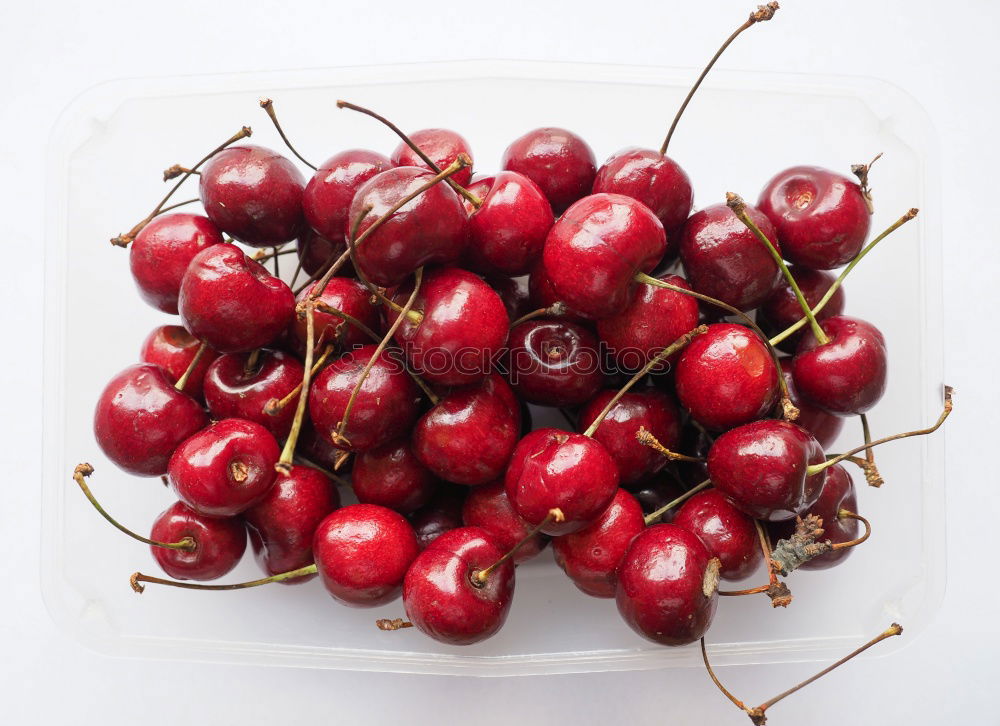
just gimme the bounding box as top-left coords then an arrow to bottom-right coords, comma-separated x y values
701,638 -> 752,713
472,508 -> 564,586
830,510 -> 872,551
808,385 -> 953,476
719,584 -> 771,596
336,100 -> 483,208
312,302 -> 382,344
636,427 -> 704,462
289,233 -> 311,290
174,341 -> 208,393
376,618 -> 414,631
851,152 -> 882,215
659,2 -> 779,155
130,563 -> 318,594
755,518 -> 793,608
292,455 -> 351,488
276,303 -> 317,474
726,192 -> 829,345
156,197 -> 200,213
243,348 -> 262,377
768,208 -> 919,346
112,126 -> 252,247
72,464 -> 195,552
162,165 -> 200,181
510,303 -> 566,328
643,478 -> 712,526
258,98 -> 317,170
857,413 -> 883,487
582,323 -> 708,438
253,247 -> 296,263
264,343 -> 335,417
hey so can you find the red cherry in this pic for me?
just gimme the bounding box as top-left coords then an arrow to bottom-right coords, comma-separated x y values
505,319 -> 603,406
303,149 -> 392,242
462,480 -> 547,565
292,278 -> 379,356
352,438 -> 439,514
391,129 -> 474,187
296,227 -> 352,278
759,265 -> 846,353
149,501 -> 247,581
501,127 -> 597,215
140,325 -> 219,400
673,489 -> 761,581
779,358 -> 844,449
409,489 -> 466,550
526,262 -> 589,323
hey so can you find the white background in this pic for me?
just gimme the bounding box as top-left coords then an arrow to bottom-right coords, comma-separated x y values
2,0 -> 998,723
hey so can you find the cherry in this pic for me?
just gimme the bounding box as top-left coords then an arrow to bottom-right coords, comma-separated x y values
486,274 -> 532,322
129,213 -> 224,314
675,421 -> 713,489
296,227 -> 352,278
412,374 -> 520,486
352,438 -> 438,514
140,325 -> 219,400
302,149 -> 392,242
673,489 -> 761,581
313,503 -> 419,606
93,363 -> 208,477
526,262 -> 589,323
501,127 -> 597,215
244,465 -> 339,583
615,523 -> 719,646
178,244 -> 295,354
150,501 -> 247,581
707,419 -> 825,521
198,144 -> 305,247
505,428 -> 619,536
792,316 -> 888,415
292,278 -> 379,356
202,349 -> 304,440
631,476 -> 688,524
542,193 -> 666,319
391,128 -> 474,187
168,418 -> 280,517
552,488 -> 646,598
505,318 -> 603,406
759,266 -> 846,353
409,489 -> 466,550
462,480 -> 547,565
402,526 -> 514,645
757,165 -> 871,270
577,389 -> 682,486
778,358 -> 843,449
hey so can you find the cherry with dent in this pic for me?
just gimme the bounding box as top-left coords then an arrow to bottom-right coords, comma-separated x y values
140,325 -> 219,400
505,318 -> 604,407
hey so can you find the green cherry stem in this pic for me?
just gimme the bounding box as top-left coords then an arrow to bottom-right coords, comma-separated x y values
276,302 -> 317,474
174,341 -> 209,393
471,508 -> 564,586
131,564 -> 318,593
643,478 -> 712,526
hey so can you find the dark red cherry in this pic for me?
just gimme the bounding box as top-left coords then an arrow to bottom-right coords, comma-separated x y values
679,203 -> 781,311
462,480 -> 547,565
391,129 -> 474,187
244,465 -> 339,583
792,316 -> 888,415
140,325 -> 219,400
779,358 -> 844,449
313,503 -> 419,606
505,318 -> 603,406
674,323 -> 779,431
615,524 -> 719,646
757,166 -> 871,270
707,419 -> 825,521
501,127 -> 597,215
352,438 -> 438,514
673,489 -> 761,581
486,274 -> 532,322
203,349 -> 304,440
178,244 -> 295,354
168,418 -> 280,517
526,262 -> 589,323
293,278 -> 380,356
542,193 -> 666,320
296,227 -> 353,278
199,145 -> 305,247
308,344 -> 421,452
577,390 -> 682,486
676,422 -> 713,489
129,213 -> 224,314
347,166 -> 468,287
150,501 -> 247,581
505,429 -> 619,536
631,476 -> 688,524
463,171 -> 554,276
93,363 -> 208,477
759,266 -> 846,353
553,488 -> 645,598
303,149 -> 392,242
409,489 -> 466,550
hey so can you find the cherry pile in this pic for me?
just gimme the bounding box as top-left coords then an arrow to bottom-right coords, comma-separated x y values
75,4 -> 952,722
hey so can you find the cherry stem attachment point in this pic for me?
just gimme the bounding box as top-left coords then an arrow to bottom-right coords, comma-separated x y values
831,510 -> 871,551
510,302 -> 566,328
258,98 -> 317,170
644,478 -> 712,526
636,427 -> 704,462
851,152 -> 883,214
174,341 -> 208,393
858,413 -> 883,487
755,519 -> 792,607
276,303 -> 317,474
264,343 -> 335,417
130,563 -> 318,594
472,508 -> 564,586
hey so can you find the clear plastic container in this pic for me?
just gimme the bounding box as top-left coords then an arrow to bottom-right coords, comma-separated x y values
41,60 -> 944,676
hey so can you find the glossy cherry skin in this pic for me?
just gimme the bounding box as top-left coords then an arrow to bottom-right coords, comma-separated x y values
577,390 -> 682,486
303,149 -> 393,242
592,148 -> 693,257
386,267 -> 509,386
297,227 -> 352,278
631,476 -> 688,524
615,524 -> 719,646
505,319 -> 603,406
707,419 -> 826,522
792,316 -> 888,415
199,145 -> 305,247
391,128 -> 474,187
292,278 -> 380,356
487,274 -> 532,322
150,501 -> 247,581
597,273 -> 700,372
130,213 -> 224,314
462,480 -> 547,565
674,323 -> 779,431
140,325 -> 219,400
308,344 -> 421,452
757,166 -> 870,270
673,489 -> 761,581
501,127 -> 597,215
178,244 -> 295,354
352,438 -> 438,514
526,262 -> 589,323
679,203 -> 782,311
553,488 -> 646,598
505,429 -> 619,536
244,465 -> 339,583
542,193 -> 667,320
313,503 -> 419,607
93,364 -> 208,477
463,171 -> 554,277
347,166 -> 468,287
759,266 -> 846,353
412,374 -> 520,486
779,358 -> 844,449
409,490 -> 466,550
202,349 -> 304,440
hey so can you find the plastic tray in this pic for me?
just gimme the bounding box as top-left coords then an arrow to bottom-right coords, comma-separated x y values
41,60 -> 944,676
